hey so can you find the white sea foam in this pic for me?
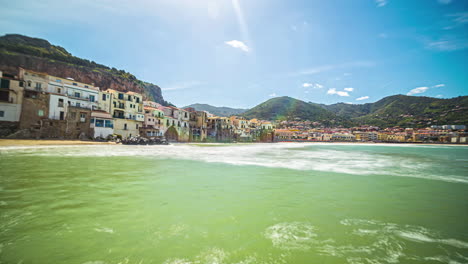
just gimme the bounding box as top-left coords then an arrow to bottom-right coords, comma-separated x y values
264,222 -> 317,250
94,227 -> 114,234
1,143 -> 467,184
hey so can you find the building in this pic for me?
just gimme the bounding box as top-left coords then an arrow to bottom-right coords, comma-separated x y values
0,70 -> 24,122
100,89 -> 144,139
90,110 -> 114,138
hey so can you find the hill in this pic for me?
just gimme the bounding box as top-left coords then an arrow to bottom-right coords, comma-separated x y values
183,103 -> 247,117
322,95 -> 468,127
242,96 -> 350,126
0,34 -> 169,105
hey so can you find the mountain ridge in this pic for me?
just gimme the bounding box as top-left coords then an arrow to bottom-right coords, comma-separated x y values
183,103 -> 247,117
0,34 -> 170,105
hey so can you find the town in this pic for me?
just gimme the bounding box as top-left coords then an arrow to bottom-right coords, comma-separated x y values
0,68 -> 466,144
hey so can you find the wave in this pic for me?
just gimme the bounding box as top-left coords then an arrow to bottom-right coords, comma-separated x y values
1,143 -> 467,184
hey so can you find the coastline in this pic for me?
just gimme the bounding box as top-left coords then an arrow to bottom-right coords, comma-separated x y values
0,139 -> 465,147
0,139 -> 116,147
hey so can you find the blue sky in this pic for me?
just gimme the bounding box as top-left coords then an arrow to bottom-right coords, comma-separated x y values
1,0 -> 467,108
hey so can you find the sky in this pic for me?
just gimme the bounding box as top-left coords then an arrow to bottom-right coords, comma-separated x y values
1,0 -> 467,108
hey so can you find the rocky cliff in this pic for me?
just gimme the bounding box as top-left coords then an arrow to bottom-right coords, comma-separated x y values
0,34 -> 169,105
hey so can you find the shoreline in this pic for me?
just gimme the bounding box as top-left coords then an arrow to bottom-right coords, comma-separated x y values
0,139 -> 466,147
0,139 -> 116,147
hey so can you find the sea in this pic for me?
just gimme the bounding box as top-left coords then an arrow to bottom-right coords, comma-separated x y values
0,143 -> 467,264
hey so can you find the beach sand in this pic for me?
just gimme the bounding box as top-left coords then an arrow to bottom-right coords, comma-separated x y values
0,139 -> 116,147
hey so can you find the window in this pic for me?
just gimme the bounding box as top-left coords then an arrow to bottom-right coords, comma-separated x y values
105,120 -> 113,128
90,118 -> 95,124
27,81 -> 31,87
38,110 -> 44,116
59,111 -> 64,120
73,83 -> 77,86
35,82 -> 42,90
89,95 -> 95,102
56,79 -> 61,83
1,79 -> 10,89
118,93 -> 124,100
0,111 -> 4,117
19,81 -> 24,87
58,99 -> 64,107
136,97 -> 140,103
74,92 -> 80,98
70,112 -> 76,119
128,95 -> 132,101
124,123 -> 127,130
95,119 -> 104,127
84,85 -> 88,88
76,102 -> 80,108
136,124 -> 139,129
102,94 -> 106,101
57,88 -> 61,93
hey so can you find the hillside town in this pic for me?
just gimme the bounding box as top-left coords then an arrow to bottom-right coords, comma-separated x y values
0,68 -> 466,144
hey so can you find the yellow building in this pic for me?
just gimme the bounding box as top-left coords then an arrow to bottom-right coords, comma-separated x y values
99,89 -> 144,139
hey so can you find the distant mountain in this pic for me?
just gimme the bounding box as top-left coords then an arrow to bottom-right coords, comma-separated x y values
183,103 -> 247,117
242,96 -> 351,126
238,95 -> 467,128
0,34 -> 170,105
322,95 -> 468,127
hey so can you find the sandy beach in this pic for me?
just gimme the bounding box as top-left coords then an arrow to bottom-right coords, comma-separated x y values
0,139 -> 116,147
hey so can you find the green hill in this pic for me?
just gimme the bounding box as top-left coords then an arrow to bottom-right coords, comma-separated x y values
323,95 -> 468,127
183,103 -> 247,117
242,96 -> 349,126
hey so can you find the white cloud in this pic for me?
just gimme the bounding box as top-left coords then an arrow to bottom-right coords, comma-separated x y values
407,87 -> 429,95
344,87 -> 354,92
327,88 -> 350,97
436,94 -> 443,98
375,0 -> 388,7
407,83 -> 445,96
303,83 -> 324,89
225,40 -> 249,52
356,96 -> 370,101
269,93 -> 277,97
162,81 -> 202,91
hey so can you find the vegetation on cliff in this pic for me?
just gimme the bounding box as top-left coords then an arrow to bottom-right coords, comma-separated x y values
0,34 -> 169,105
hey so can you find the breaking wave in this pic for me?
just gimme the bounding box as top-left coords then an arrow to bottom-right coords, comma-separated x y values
1,143 -> 467,184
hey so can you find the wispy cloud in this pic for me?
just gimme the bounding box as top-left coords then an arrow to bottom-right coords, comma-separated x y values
356,96 -> 370,101
162,81 -> 202,91
444,12 -> 468,30
291,61 -> 375,77
225,40 -> 249,52
436,94 -> 444,98
303,83 -> 324,89
327,88 -> 350,97
438,0 -> 452,4
378,33 -> 388,38
375,0 -> 388,7
268,93 -> 277,97
425,37 -> 468,52
407,84 -> 444,95
344,87 -> 354,92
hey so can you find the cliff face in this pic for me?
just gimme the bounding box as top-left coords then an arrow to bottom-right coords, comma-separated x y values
0,34 -> 168,105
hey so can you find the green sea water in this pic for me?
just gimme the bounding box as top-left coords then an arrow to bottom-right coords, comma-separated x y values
0,143 -> 467,264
